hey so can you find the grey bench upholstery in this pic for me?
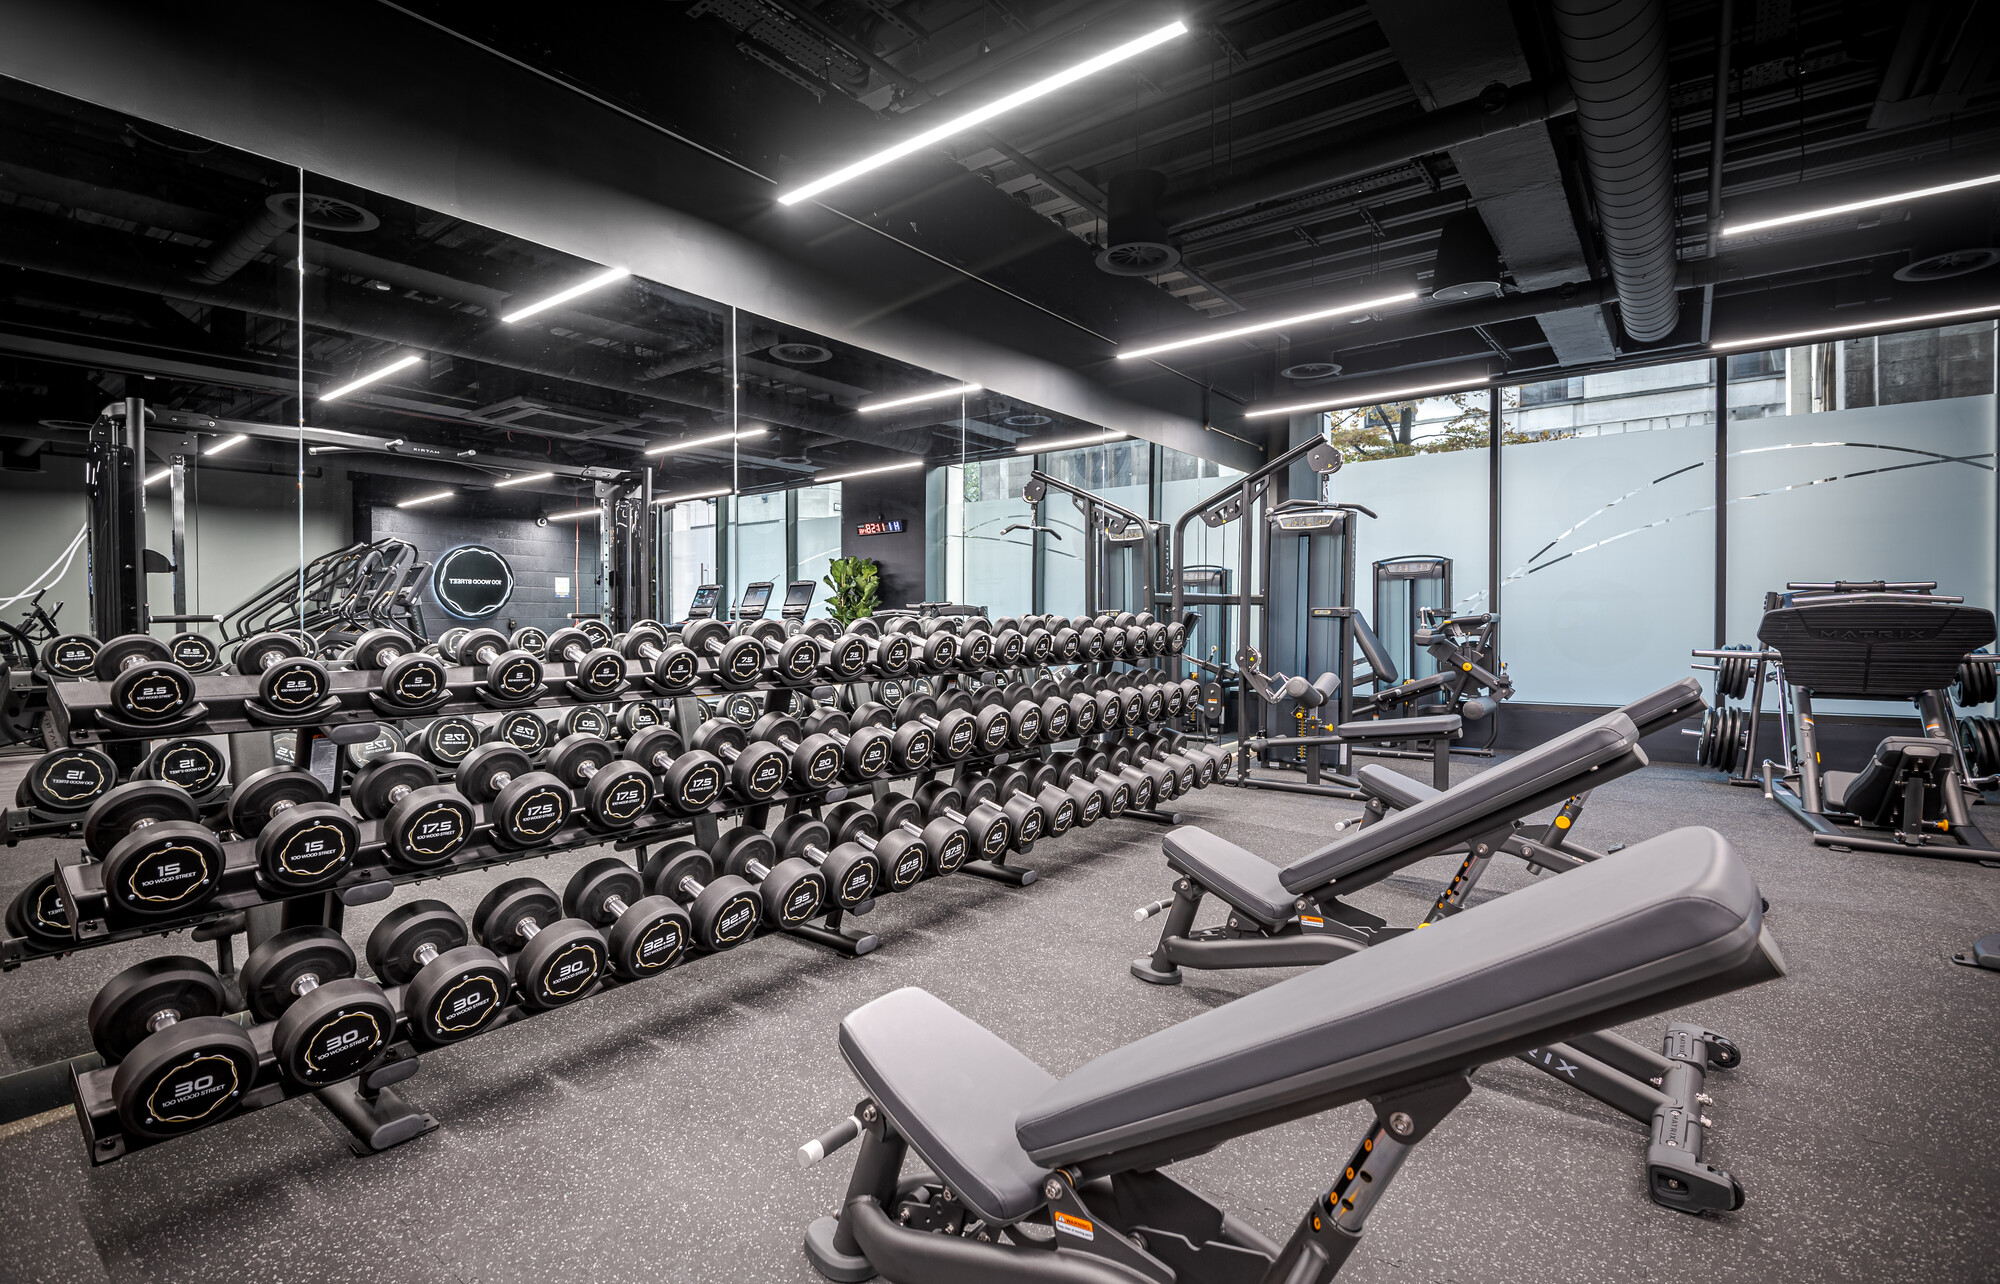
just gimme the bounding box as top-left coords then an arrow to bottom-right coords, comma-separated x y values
838,829 -> 1776,1223
1163,828 -> 1295,927
1335,714 -> 1462,741
1356,764 -> 1439,810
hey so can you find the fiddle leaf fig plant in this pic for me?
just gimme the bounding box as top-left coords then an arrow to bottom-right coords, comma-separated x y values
824,555 -> 880,625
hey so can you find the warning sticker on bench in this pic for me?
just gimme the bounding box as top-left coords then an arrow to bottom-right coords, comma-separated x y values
1053,1211 -> 1094,1241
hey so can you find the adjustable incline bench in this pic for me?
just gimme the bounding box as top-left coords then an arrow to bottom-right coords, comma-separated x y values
1131,701 -> 1751,1211
800,831 -> 1784,1283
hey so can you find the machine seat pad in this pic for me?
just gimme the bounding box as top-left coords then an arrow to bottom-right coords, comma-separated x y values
838,987 -> 1056,1225
1017,828 -> 1770,1165
1336,714 -> 1462,741
1356,765 -> 1440,811
1164,827 -> 1297,927
1840,737 -> 1947,818
1606,678 -> 1706,739
1278,716 -> 1641,894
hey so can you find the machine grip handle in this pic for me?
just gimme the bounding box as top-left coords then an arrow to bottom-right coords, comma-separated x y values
798,1116 -> 862,1168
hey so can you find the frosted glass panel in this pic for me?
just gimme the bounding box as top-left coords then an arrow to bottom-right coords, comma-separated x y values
953,458 -> 1034,618
794,484 -> 842,618
1041,441 -> 1150,617
1500,419 -> 1714,704
665,499 -> 717,621
728,492 -> 784,608
1325,447 -> 1489,622
1161,448 -> 1244,670
1726,394 -> 1997,713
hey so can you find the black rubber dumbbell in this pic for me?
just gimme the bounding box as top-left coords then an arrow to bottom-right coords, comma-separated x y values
455,743 -> 574,847
680,617 -> 768,688
93,633 -> 199,727
873,791 -> 972,877
369,900 -> 512,1046
896,692 -> 977,764
88,956 -> 255,1140
977,764 -> 1066,844
714,826 -> 827,928
801,708 -> 895,782
642,842 -> 762,951
822,800 -> 925,894
480,708 -> 550,759
564,857 -> 691,979
618,623 -> 702,694
413,713 -> 479,768
227,768 -> 360,895
234,631 -> 332,718
563,704 -> 610,740
749,713 -> 845,792
849,625 -> 914,678
82,781 -> 224,918
474,877 -> 608,1010
912,780 -> 1019,869
16,744 -> 117,813
241,926 -> 397,1089
39,632 -> 102,679
445,627 -> 546,702
542,626 -> 630,698
546,733 -> 657,831
350,752 -> 477,869
687,717 -> 789,801
623,726 -> 726,814
771,815 -> 880,910
350,627 -> 450,708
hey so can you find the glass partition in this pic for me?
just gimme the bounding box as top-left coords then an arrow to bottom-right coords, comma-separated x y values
665,497 -> 719,621
793,482 -> 843,617
727,491 -> 786,611
1159,447 -> 1244,670
1500,361 -> 1716,704
1039,439 -> 1152,617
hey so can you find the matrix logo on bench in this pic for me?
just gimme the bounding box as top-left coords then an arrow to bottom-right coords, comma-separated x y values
431,545 -> 515,620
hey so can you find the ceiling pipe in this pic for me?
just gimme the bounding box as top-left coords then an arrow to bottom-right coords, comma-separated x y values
1159,78 -> 1576,231
1549,0 -> 1681,343
192,196 -> 295,284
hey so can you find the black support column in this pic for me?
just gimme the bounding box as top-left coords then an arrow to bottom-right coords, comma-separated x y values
89,397 -> 147,639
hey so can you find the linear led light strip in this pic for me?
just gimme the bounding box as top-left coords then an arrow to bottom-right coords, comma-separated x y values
500,266 -> 630,323
1722,171 -> 2000,237
858,383 -> 981,413
1016,430 -> 1127,453
494,471 -> 554,488
1117,291 -> 1418,361
1711,303 -> 2000,352
1245,376 -> 1491,419
320,353 -> 422,402
651,487 -> 736,507
645,426 -> 768,455
778,21 -> 1188,205
397,490 -> 454,509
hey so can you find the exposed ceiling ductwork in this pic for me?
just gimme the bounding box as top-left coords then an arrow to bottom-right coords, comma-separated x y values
1549,0 -> 1681,344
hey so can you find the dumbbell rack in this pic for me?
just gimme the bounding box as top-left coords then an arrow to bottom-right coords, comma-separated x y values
9,611 -> 1220,1163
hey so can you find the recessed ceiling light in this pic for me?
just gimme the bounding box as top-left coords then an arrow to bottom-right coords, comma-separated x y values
778,21 -> 1188,205
500,266 -> 630,323
858,383 -> 981,413
320,353 -> 422,402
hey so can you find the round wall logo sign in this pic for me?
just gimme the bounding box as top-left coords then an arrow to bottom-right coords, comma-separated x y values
431,545 -> 514,620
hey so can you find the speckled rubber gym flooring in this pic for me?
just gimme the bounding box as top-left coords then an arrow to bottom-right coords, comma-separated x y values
2,753 -> 1997,1283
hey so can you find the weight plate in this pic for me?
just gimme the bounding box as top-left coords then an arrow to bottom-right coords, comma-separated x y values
272,978 -> 396,1088
146,739 -> 227,797
6,872 -> 70,946
21,746 -> 116,813
112,1016 -> 258,1139
88,955 -> 224,1062
40,634 -> 100,678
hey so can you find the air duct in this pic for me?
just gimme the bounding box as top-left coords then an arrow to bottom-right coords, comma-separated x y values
194,191 -> 379,284
1429,211 -> 1504,300
1095,170 -> 1182,277
1550,0 -> 1680,343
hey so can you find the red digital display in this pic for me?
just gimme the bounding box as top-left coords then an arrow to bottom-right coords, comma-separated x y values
854,519 -> 905,536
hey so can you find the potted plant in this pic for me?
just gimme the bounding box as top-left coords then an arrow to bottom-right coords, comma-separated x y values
823,555 -> 880,625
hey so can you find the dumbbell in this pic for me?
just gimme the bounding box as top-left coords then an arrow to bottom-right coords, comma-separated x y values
821,800 -> 926,893
6,871 -> 70,947
39,632 -> 102,679
15,744 -> 117,813
481,707 -> 550,758
227,767 -> 362,893
542,626 -> 630,698
801,708 -> 895,782
241,926 -> 397,1088
1031,684 -> 1074,744
341,725 -> 407,778
641,842 -> 762,951
350,752 -> 478,868
368,900 -> 513,1045
413,713 -> 479,768
679,617 -> 767,688
88,956 -> 256,1139
615,700 -> 664,739
563,704 -> 610,739
618,623 -> 702,693
511,625 -> 550,656
686,717 -> 789,801
234,631 -> 332,717
545,733 -> 656,830
1048,756 -> 1109,827
93,632 -> 198,727
455,743 -> 575,847
992,686 -> 1045,750
896,693 -> 977,764
1111,753 -> 1161,812
847,624 -> 914,678
749,713 -> 844,792
563,857 -> 691,978
871,793 -> 972,877
770,815 -> 882,909
978,763 -> 1069,843
956,623 -> 996,671
623,726 -> 725,814
349,627 -> 450,707
909,621 -> 961,673
714,826 -> 827,927
79,782 -> 223,917
913,780 -> 1017,866
474,878 -> 608,1010
443,627 -> 546,701
435,627 -> 469,657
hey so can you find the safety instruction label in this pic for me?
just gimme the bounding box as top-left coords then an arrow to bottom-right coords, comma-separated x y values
1053,1211 -> 1094,1241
